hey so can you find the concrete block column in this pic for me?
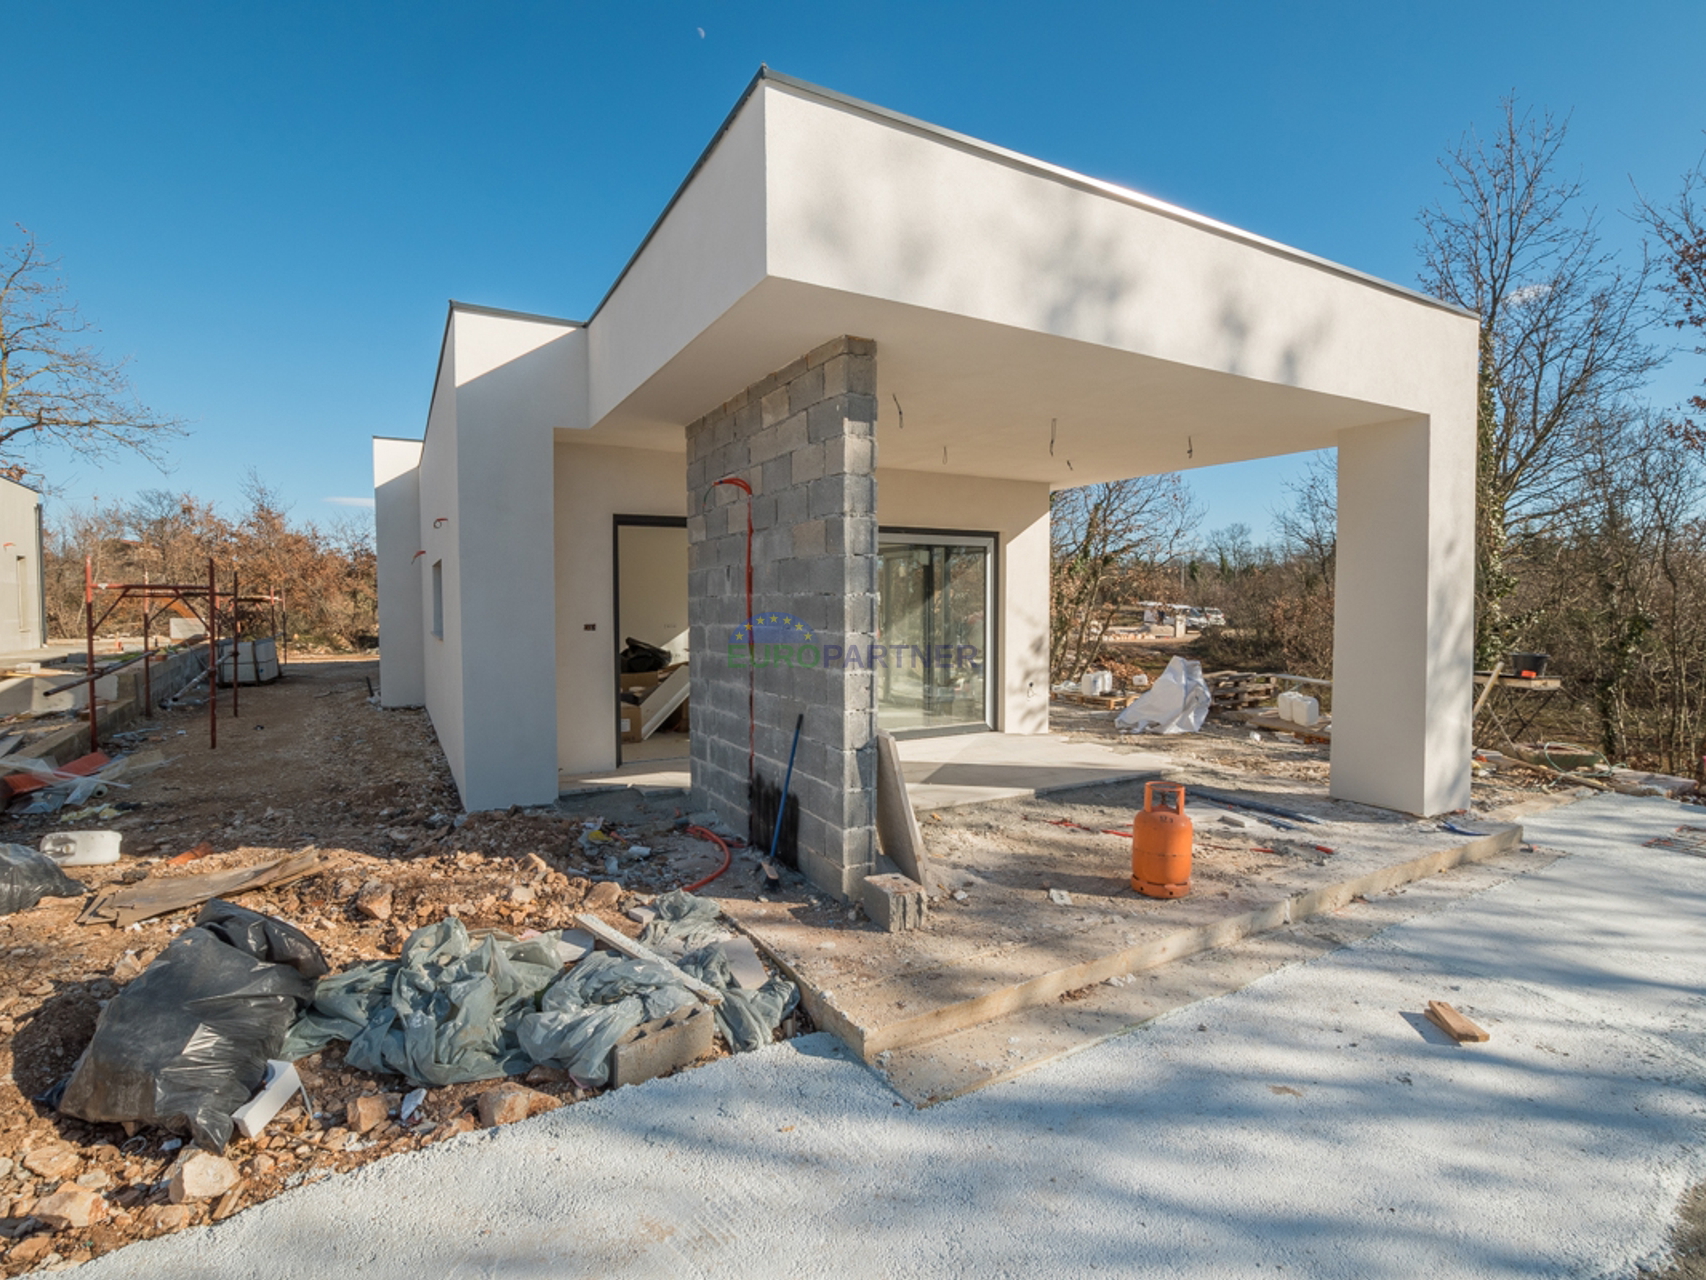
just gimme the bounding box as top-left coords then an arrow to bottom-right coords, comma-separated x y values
1330,414 -> 1474,815
686,336 -> 879,898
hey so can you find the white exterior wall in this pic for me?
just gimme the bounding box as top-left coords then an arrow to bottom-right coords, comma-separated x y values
553,442 -> 686,774
372,437 -> 425,707
417,332 -> 466,788
875,469 -> 1050,736
0,479 -> 42,648
409,308 -> 585,810
1333,410 -> 1477,814
760,82 -> 1470,421
587,93 -> 770,426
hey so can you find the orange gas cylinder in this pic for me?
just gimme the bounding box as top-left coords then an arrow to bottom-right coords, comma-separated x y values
1131,781 -> 1192,898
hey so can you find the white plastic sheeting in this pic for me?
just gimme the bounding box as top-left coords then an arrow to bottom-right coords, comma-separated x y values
1115,656 -> 1211,735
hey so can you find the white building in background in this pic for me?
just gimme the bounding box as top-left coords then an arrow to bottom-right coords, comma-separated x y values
373,69 -> 1477,899
0,476 -> 45,651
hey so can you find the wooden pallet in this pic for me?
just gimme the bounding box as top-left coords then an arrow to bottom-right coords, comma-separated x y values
1206,671 -> 1278,714
1052,690 -> 1138,710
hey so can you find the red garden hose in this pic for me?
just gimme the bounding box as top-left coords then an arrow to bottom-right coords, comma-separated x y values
682,824 -> 733,892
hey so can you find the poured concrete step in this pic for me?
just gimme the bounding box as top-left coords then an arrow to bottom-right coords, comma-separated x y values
877,842 -> 1561,1105
723,820 -> 1523,1065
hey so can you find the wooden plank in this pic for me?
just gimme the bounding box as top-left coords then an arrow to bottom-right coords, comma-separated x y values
1471,659 -> 1504,723
1224,709 -> 1331,741
574,912 -> 723,1006
78,848 -> 327,927
1472,673 -> 1561,690
1425,999 -> 1490,1043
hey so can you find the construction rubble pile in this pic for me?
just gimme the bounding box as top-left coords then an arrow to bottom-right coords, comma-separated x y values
0,715 -> 802,1277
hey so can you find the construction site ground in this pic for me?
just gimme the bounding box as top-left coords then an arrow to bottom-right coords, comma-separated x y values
1,656 -> 1696,1274
68,793 -> 1706,1280
0,657 -> 770,1274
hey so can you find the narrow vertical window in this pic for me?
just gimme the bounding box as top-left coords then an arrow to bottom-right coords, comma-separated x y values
431,560 -> 444,638
14,557 -> 26,632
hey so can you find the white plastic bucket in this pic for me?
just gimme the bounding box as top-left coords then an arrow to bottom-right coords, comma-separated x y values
40,829 -> 122,867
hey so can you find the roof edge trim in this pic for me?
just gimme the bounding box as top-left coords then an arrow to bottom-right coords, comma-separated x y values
759,71 -> 1475,321
586,65 -> 1476,326
449,299 -> 585,327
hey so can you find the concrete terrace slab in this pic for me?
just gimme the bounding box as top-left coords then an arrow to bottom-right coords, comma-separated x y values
716,776 -> 1524,1086
894,730 -> 1170,809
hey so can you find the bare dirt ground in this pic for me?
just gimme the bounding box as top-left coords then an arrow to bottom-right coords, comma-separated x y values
1046,700 -> 1560,812
1648,1185 -> 1706,1279
0,656 -> 763,1274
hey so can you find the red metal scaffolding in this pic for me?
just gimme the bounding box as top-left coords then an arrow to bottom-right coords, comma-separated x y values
69,555 -> 285,752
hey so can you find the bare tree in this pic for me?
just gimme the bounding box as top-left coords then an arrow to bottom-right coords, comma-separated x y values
1272,453 -> 1337,594
0,226 -> 183,478
1049,474 -> 1201,681
1419,100 -> 1656,664
1637,154 -> 1706,447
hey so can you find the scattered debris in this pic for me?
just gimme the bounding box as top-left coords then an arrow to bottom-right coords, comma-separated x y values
875,729 -> 937,891
476,1083 -> 557,1127
1047,888 -> 1073,906
610,1005 -> 715,1087
231,1059 -> 302,1140
33,1183 -> 109,1229
354,879 -> 393,921
0,842 -> 87,915
39,829 -> 122,867
863,872 -> 927,932
346,1094 -> 388,1134
164,840 -> 214,866
283,917 -> 563,1085
59,901 -> 329,1149
1115,657 -> 1211,735
77,847 -> 326,926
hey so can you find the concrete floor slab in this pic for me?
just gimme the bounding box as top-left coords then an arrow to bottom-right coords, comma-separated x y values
716,774 -> 1524,1070
894,729 -> 1170,809
558,757 -> 690,798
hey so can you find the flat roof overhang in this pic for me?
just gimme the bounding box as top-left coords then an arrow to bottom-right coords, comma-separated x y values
553,74 -> 1477,485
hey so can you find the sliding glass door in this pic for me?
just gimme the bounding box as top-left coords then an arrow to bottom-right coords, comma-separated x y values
876,533 -> 993,734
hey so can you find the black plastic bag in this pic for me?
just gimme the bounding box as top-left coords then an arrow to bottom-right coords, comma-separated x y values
0,844 -> 86,915
58,899 -> 328,1151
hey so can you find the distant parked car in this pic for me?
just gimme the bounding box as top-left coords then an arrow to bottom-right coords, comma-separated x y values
1202,608 -> 1226,627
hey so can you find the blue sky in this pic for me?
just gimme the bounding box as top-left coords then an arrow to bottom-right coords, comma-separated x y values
7,1 -> 1704,541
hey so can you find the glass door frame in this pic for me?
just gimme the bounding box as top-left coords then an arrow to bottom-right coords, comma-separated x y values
876,526 -> 999,738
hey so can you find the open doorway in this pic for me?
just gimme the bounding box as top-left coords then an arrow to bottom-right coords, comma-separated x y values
613,517 -> 689,765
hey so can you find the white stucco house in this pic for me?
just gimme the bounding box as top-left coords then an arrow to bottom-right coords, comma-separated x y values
374,69 -> 1477,898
